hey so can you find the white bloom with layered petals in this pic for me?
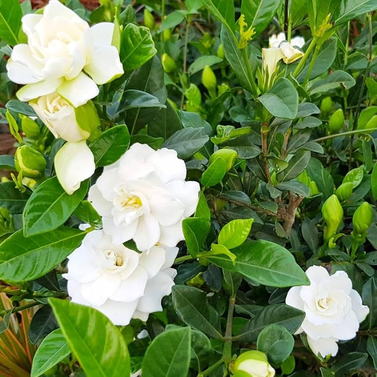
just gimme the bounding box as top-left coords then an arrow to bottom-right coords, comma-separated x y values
286,266 -> 369,357
88,143 -> 200,251
64,230 -> 178,325
7,0 -> 123,107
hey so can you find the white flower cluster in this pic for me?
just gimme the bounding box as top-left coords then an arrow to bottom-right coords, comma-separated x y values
65,144 -> 200,325
286,266 -> 369,357
6,0 -> 124,194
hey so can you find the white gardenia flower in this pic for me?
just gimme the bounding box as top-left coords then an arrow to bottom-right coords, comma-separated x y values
64,230 -> 178,325
88,143 -> 200,251
7,0 -> 124,107
269,32 -> 286,48
286,266 -> 369,358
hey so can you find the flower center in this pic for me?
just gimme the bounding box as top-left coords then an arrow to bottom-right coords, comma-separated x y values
105,250 -> 124,267
317,297 -> 331,310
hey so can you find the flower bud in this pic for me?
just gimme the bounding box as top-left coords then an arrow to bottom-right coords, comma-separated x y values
202,65 -> 217,91
335,182 -> 353,202
353,202 -> 373,235
328,109 -> 344,134
143,9 -> 155,30
209,149 -> 238,172
320,97 -> 333,115
233,351 -> 275,377
322,194 -> 343,241
185,84 -> 202,105
162,53 -> 177,73
15,145 -> 46,178
163,28 -> 172,41
217,44 -> 225,59
21,115 -> 40,139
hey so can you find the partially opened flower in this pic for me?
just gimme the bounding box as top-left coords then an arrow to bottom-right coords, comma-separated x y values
291,36 -> 305,48
286,266 -> 369,357
269,32 -> 286,48
88,143 -> 200,251
280,42 -> 304,64
7,0 -> 124,107
64,230 -> 178,325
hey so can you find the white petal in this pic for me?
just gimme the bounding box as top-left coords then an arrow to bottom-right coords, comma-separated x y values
85,46 -> 124,85
102,217 -> 138,245
306,266 -> 330,285
65,42 -> 86,80
110,266 -> 148,302
67,280 -> 91,305
57,72 -> 99,107
136,271 -> 175,314
22,14 -> 42,36
139,246 -> 167,279
166,180 -> 200,217
269,32 -> 286,48
44,0 -> 87,23
95,168 -> 119,202
262,47 -> 284,75
7,45 -> 44,84
98,299 -> 139,326
286,286 -> 304,310
331,311 -> 359,340
328,271 -> 352,295
134,214 -> 160,251
161,246 -> 179,270
16,79 -> 63,102
159,222 -> 184,247
301,318 -> 334,340
88,185 -> 112,217
132,310 -> 149,322
87,22 -> 114,48
54,141 -> 95,195
291,36 -> 305,48
307,336 -> 339,357
350,289 -> 370,323
280,42 -> 304,64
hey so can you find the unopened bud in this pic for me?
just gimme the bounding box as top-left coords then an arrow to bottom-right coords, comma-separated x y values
15,146 -> 46,178
322,194 -> 343,241
328,109 -> 344,134
353,202 -> 373,235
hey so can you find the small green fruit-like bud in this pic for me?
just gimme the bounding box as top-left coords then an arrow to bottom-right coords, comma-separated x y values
163,28 -> 172,41
15,146 -> 46,178
143,9 -> 155,30
320,97 -> 333,115
202,65 -> 217,91
233,350 -> 275,377
322,194 -> 343,241
335,182 -> 353,202
209,149 -> 238,172
162,53 -> 177,73
217,44 -> 225,59
353,202 -> 373,235
21,115 -> 40,138
328,109 -> 344,134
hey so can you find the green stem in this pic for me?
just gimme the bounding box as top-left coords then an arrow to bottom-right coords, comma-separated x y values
303,45 -> 320,86
343,21 -> 350,69
198,358 -> 225,377
180,17 -> 191,108
292,37 -> 319,77
241,48 -> 259,97
0,301 -> 40,317
314,128 -> 377,142
287,21 -> 292,42
160,0 -> 166,55
223,295 -> 236,375
174,254 -> 195,264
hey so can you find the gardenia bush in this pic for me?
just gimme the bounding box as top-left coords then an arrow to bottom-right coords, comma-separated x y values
0,0 -> 376,377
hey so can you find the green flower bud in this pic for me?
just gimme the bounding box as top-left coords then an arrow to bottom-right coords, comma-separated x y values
15,146 -> 46,178
335,182 -> 353,202
143,9 -> 155,30
322,194 -> 343,241
163,28 -> 172,41
320,97 -> 333,115
353,202 -> 373,235
202,65 -> 217,91
20,115 -> 40,139
209,149 -> 238,172
233,351 -> 275,377
185,84 -> 202,105
217,44 -> 225,59
162,53 -> 177,73
328,109 -> 344,134
218,83 -> 230,96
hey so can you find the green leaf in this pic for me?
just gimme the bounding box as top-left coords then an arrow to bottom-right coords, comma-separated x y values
162,128 -> 209,159
0,227 -> 85,282
257,324 -> 294,366
218,219 -> 253,249
331,352 -> 368,375
276,181 -> 310,197
195,191 -> 211,221
49,299 -> 130,377
0,155 -> 16,170
73,200 -> 102,230
23,177 -> 88,237
278,150 -> 311,181
183,217 -> 211,257
306,158 -> 334,200
0,0 -> 22,45
31,329 -> 71,377
142,327 -> 191,377
241,0 -> 281,36
172,285 -> 222,339
367,337 -> 377,369
90,125 -> 130,167
201,0 -> 235,32
259,78 -> 299,120
0,311 -> 11,335
201,157 -> 227,187
309,70 -> 356,95
334,0 -> 377,26
120,24 -> 157,71
123,89 -> 166,110
207,240 -> 310,287
159,11 -> 186,32
148,101 -> 182,139
188,55 -> 223,75
237,304 -> 305,342
371,162 -> 377,201
0,182 -> 30,213
29,305 -> 58,344
362,277 -> 377,329
342,165 -> 364,189
6,100 -> 36,117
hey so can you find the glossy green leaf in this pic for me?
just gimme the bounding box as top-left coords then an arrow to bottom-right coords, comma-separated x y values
159,11 -> 185,32
90,125 -> 130,167
259,78 -> 299,120
120,24 -> 156,71
331,352 -> 368,375
195,191 -> 211,221
367,337 -> 377,369
201,157 -> 227,187
123,90 -> 166,110
309,70 -> 356,95
6,100 -> 36,116
0,182 -> 30,213
50,299 -> 130,377
172,285 -> 222,339
0,0 -> 22,45
241,0 -> 281,35
371,162 -> 377,201
23,177 -> 88,237
183,217 -> 211,257
334,0 -> 377,26
73,200 -> 102,230
202,0 -> 235,32
306,158 -> 334,200
148,101 -> 182,139
29,305 -> 58,345
31,329 -> 71,377
362,277 -> 377,329
278,150 -> 311,181
342,165 -> 364,189
0,227 -> 85,282
142,327 -> 191,377
276,181 -> 310,197
0,155 -> 15,170
207,240 -> 310,287
188,55 -> 223,75
218,219 -> 253,249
